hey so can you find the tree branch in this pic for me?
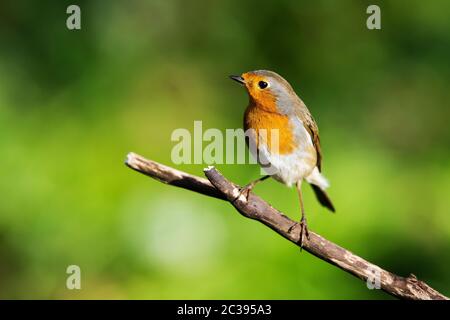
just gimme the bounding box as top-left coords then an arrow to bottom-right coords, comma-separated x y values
125,152 -> 448,300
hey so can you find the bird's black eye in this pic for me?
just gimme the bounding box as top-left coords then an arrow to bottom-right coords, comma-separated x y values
258,81 -> 268,89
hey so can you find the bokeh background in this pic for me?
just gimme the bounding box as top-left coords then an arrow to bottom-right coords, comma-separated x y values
0,0 -> 449,299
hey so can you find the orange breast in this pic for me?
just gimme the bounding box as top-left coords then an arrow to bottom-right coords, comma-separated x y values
244,103 -> 295,155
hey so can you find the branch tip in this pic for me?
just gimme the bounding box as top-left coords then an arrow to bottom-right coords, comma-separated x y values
204,165 -> 216,172
125,152 -> 136,166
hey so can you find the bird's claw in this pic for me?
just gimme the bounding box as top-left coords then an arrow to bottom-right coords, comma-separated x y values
233,182 -> 255,202
288,221 -> 299,234
288,217 -> 310,250
298,218 -> 310,250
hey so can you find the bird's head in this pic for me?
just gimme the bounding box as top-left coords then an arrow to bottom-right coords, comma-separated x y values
229,70 -> 297,113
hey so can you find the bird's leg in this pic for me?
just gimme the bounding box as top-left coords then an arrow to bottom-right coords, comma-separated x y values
234,175 -> 270,201
288,180 -> 310,249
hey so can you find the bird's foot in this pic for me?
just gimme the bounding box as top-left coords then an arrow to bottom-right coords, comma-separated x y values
288,216 -> 310,250
299,217 -> 310,250
288,221 -> 299,234
233,182 -> 255,202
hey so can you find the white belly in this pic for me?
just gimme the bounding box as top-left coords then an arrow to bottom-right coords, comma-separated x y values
258,144 -> 316,187
249,117 -> 317,187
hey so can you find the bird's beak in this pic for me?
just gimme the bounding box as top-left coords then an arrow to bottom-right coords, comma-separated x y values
229,75 -> 245,85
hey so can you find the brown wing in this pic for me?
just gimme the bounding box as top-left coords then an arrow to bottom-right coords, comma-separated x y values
294,101 -> 322,172
304,113 -> 322,171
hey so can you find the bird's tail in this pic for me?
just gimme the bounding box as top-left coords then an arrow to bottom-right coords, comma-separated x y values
306,167 -> 335,213
310,184 -> 335,212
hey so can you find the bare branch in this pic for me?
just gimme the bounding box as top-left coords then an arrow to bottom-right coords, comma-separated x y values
125,152 -> 448,300
126,152 -> 226,200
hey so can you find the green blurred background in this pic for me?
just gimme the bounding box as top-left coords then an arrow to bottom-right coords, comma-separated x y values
0,0 -> 449,299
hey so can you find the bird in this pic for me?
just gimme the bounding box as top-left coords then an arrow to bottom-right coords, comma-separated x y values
229,70 -> 335,247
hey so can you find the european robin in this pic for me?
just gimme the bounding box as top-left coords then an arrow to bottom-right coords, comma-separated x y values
230,70 -> 335,247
